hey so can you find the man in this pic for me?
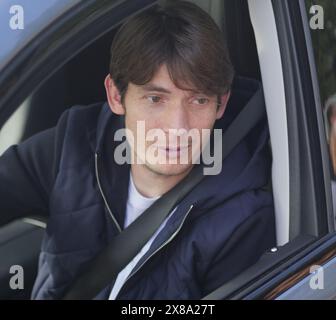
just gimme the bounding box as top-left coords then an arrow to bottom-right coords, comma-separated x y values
0,1 -> 275,299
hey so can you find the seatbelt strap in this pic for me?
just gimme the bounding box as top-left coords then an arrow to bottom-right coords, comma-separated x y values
63,87 -> 265,299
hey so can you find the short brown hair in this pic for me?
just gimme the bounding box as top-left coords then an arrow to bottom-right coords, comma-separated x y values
109,0 -> 234,102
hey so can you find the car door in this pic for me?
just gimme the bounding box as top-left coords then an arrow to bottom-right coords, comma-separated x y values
0,0 -> 157,299
202,0 -> 336,300
0,0 -> 84,300
265,0 -> 336,300
3,0 -> 334,301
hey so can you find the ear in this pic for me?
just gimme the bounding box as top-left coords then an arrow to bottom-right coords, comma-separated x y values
216,91 -> 231,120
104,74 -> 125,115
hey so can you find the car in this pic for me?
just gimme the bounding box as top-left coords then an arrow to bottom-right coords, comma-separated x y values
0,0 -> 335,300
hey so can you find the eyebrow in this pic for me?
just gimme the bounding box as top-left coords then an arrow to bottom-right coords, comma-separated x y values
141,84 -> 172,94
140,84 -> 208,97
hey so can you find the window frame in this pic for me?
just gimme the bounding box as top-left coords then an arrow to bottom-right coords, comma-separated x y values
1,0 -> 334,300
0,0 -> 157,129
203,0 -> 336,300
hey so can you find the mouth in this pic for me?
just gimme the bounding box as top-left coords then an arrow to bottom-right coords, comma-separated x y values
157,145 -> 190,157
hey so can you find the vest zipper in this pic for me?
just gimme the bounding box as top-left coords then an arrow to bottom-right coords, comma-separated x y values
115,204 -> 194,299
95,152 -> 122,233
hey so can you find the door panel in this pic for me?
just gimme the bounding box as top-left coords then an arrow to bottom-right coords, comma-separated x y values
264,246 -> 336,299
0,219 -> 45,299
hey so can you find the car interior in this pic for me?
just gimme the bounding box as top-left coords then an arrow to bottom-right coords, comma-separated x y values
0,0 -> 308,299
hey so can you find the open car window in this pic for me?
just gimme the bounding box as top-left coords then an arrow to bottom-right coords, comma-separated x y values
0,0 -> 335,301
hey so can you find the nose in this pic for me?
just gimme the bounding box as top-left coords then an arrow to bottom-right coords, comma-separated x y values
163,100 -> 190,132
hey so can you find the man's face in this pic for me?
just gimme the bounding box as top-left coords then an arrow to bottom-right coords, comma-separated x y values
106,64 -> 228,177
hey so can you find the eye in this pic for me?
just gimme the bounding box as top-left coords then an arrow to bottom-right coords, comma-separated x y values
147,95 -> 162,104
192,97 -> 210,105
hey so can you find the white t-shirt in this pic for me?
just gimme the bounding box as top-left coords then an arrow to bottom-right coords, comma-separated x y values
109,173 -> 176,300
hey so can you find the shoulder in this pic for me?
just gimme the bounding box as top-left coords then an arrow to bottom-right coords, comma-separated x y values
57,102 -> 106,140
54,101 -> 108,168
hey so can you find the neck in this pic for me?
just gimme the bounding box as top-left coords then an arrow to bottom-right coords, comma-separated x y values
130,164 -> 192,198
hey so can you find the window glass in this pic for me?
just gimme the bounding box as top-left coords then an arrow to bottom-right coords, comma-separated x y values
0,97 -> 30,155
306,0 -> 336,223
